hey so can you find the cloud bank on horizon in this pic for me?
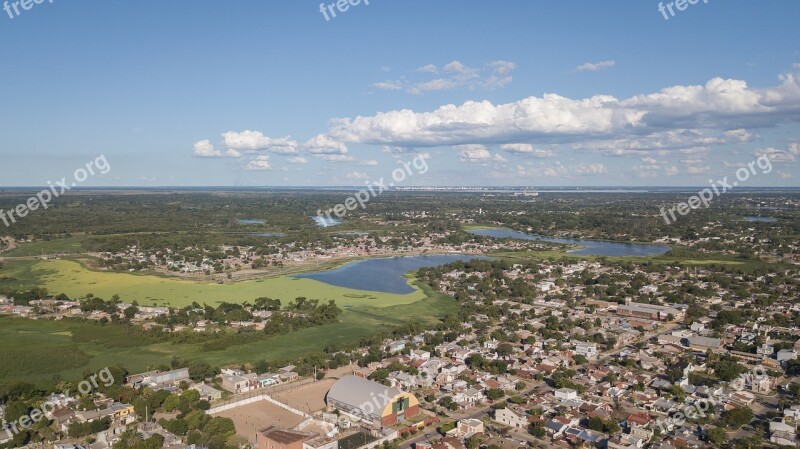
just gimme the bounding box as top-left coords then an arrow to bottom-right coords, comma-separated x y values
193,66 -> 800,183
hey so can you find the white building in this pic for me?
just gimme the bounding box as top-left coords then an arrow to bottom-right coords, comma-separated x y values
555,388 -> 578,401
494,407 -> 528,429
574,342 -> 598,358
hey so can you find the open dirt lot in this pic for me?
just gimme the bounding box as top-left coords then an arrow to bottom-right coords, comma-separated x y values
272,378 -> 337,414
215,400 -> 306,444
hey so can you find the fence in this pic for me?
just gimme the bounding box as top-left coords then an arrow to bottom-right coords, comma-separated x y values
207,378 -> 316,415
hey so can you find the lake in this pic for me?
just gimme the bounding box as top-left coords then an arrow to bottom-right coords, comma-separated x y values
238,219 -> 266,225
468,228 -> 670,257
294,254 -> 486,294
743,216 -> 777,223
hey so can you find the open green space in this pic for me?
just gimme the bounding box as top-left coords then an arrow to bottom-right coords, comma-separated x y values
0,258 -> 457,386
0,289 -> 457,386
0,259 -> 429,308
2,236 -> 89,257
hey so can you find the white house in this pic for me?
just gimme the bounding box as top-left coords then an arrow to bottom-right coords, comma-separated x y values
537,281 -> 556,292
494,407 -> 528,429
448,419 -> 484,438
555,388 -> 578,401
574,342 -> 598,358
690,322 -> 705,332
410,349 -> 431,360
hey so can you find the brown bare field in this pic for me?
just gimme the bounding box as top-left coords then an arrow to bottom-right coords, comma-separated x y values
215,400 -> 305,444
272,378 -> 337,414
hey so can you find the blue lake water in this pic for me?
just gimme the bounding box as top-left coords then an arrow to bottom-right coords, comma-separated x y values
468,228 -> 670,257
294,254 -> 486,294
239,219 -> 266,225
743,216 -> 777,223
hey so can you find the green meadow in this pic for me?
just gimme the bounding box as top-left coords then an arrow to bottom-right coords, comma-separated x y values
0,259 -> 457,386
1,259 -> 428,308
2,237 -> 89,257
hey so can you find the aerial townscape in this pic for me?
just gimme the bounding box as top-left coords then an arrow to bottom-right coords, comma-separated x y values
1,2 -> 800,449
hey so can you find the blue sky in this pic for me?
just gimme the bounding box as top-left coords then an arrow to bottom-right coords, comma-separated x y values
1,0 -> 799,187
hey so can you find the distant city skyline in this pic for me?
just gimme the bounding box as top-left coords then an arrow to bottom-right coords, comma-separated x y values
1,1 -> 799,187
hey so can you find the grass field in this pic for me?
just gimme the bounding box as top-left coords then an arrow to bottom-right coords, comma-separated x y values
0,258 -> 458,386
0,259 -> 430,308
2,237 -> 89,257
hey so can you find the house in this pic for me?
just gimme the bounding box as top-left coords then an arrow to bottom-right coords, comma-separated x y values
555,388 -> 578,401
411,349 -> 431,360
574,342 -> 598,358
258,373 -> 282,388
428,437 -> 466,449
279,371 -> 299,382
447,419 -> 484,438
191,383 -> 223,402
545,419 -> 569,437
537,281 -> 556,292
757,344 -> 774,357
453,388 -> 484,409
769,421 -> 797,446
690,322 -> 705,332
777,349 -> 797,362
221,373 -> 251,394
388,372 -> 419,391
494,407 -> 528,429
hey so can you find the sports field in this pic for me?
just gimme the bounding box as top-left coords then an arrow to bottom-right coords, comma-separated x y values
213,400 -> 305,444
271,378 -> 336,414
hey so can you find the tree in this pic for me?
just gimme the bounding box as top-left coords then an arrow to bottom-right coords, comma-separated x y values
162,394 -> 180,412
123,305 -> 139,320
486,388 -> 504,401
528,423 -> 546,438
497,343 -> 514,357
188,362 -> 219,382
706,427 -> 727,446
722,407 -> 753,430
